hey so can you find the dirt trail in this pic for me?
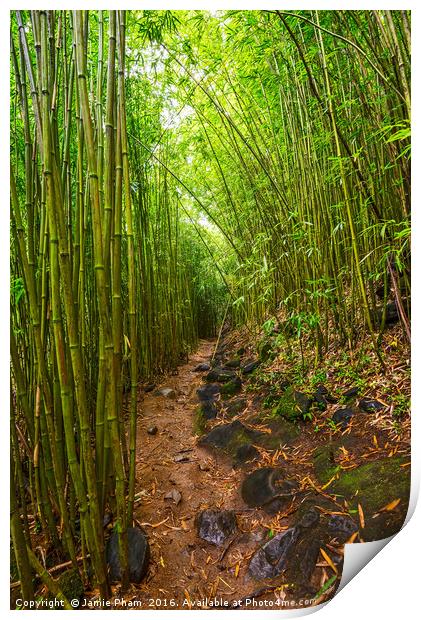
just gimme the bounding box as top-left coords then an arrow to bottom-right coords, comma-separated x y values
130,339 -> 271,610
122,336 -> 410,611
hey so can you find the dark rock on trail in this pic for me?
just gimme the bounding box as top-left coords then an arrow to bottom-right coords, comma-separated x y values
198,400 -> 218,420
343,386 -> 360,401
147,425 -> 158,435
224,358 -> 241,369
248,526 -> 299,580
144,383 -> 156,393
107,527 -> 150,584
242,359 -> 260,374
197,383 -> 220,401
328,514 -> 358,538
313,384 -> 337,410
294,390 -> 313,415
193,363 -> 211,372
196,509 -> 237,546
332,407 -> 354,428
199,420 -> 261,452
297,507 -> 320,529
241,467 -> 298,514
224,397 -> 248,417
206,367 -> 238,383
359,397 -> 385,413
220,376 -> 242,397
234,443 -> 259,466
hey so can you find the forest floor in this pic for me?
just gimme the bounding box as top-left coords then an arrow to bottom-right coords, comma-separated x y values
103,326 -> 411,611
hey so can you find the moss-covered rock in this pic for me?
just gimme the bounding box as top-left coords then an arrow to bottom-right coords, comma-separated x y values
259,418 -> 300,448
199,420 -> 262,460
313,447 -> 410,541
220,378 -> 242,398
48,569 -> 84,607
258,338 -> 274,362
271,387 -> 313,421
193,407 -> 208,436
224,397 -> 248,418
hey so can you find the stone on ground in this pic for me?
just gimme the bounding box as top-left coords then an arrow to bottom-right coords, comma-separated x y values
241,467 -> 298,514
196,509 -> 237,546
106,527 -> 150,584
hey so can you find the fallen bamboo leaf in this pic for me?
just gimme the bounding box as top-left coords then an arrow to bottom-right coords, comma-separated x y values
235,563 -> 240,578
346,531 -> 359,544
184,590 -> 192,609
320,548 -> 338,574
358,503 -> 365,529
379,498 -> 401,512
141,517 -> 170,528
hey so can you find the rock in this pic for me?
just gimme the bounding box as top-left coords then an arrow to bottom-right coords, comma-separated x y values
106,527 -> 150,584
259,418 -> 300,448
258,339 -> 274,362
359,397 -> 385,413
343,386 -> 360,401
332,407 -> 354,428
328,456 -> 410,541
199,420 -> 259,450
241,467 -> 298,514
147,426 -> 158,435
55,569 -> 84,607
234,443 -> 259,465
205,367 -> 237,383
224,358 -> 241,369
193,363 -> 211,372
196,509 -> 237,546
197,383 -> 220,401
220,376 -> 242,397
198,400 -> 218,420
242,359 -> 260,374
272,388 -> 312,421
328,514 -> 358,537
155,387 -> 176,399
164,489 -> 182,506
294,538 -> 321,585
313,385 -> 337,410
224,397 -> 248,417
375,301 -> 399,325
294,391 -> 313,415
248,527 -> 299,580
144,383 -> 156,393
297,507 -> 320,529
174,454 -> 190,463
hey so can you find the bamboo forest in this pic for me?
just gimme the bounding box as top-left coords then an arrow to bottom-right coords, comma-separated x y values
10,9 -> 411,610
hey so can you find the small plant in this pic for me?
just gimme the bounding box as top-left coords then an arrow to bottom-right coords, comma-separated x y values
326,418 -> 339,432
262,317 -> 276,336
393,394 -> 410,418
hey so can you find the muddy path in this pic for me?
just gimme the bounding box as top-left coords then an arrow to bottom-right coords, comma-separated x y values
130,339 -> 257,609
